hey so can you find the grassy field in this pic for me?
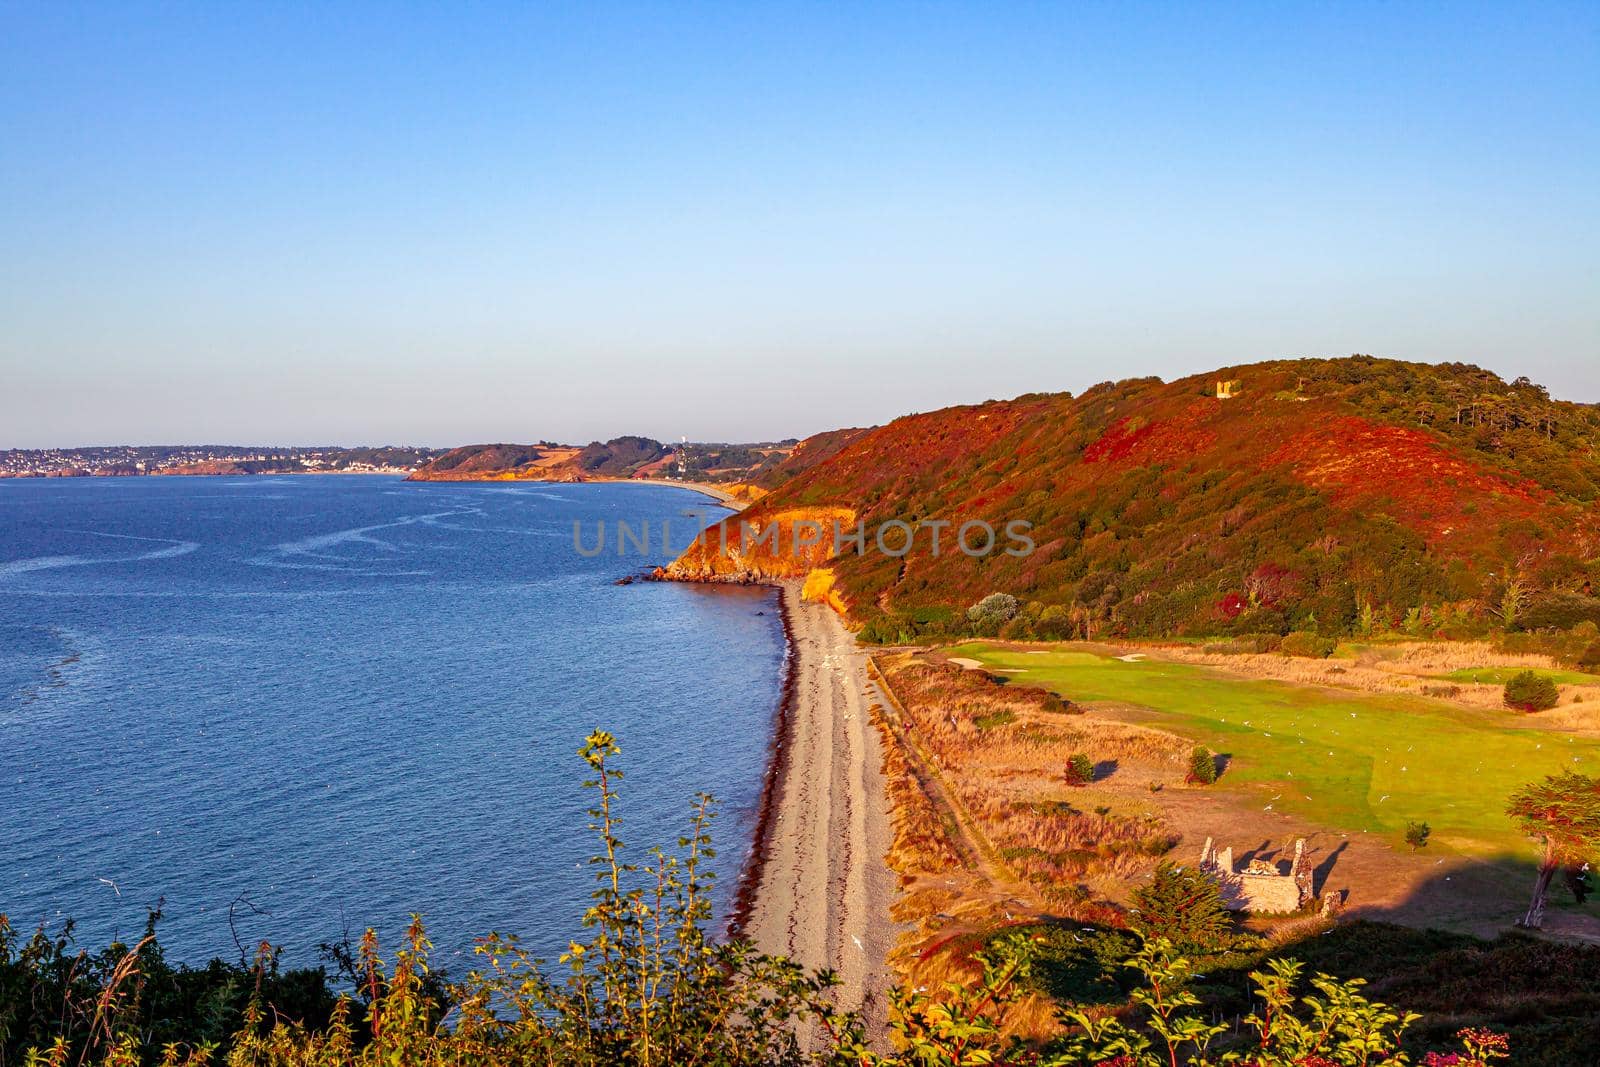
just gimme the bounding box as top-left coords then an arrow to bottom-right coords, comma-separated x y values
1440,666 -> 1600,686
948,643 -> 1600,857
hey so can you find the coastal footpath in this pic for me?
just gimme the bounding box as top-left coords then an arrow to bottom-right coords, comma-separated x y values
743,582 -> 899,1040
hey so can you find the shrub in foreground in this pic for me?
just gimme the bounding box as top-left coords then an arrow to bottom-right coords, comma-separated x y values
1126,862 -> 1230,951
1503,669 -> 1559,712
4,731 -> 1513,1067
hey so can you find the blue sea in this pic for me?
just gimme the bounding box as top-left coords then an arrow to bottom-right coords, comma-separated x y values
0,475 -> 782,969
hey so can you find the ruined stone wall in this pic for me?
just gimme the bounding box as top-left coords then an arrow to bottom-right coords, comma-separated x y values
1199,836 -> 1313,914
1233,872 -> 1304,913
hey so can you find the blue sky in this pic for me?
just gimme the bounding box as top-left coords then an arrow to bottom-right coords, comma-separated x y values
2,2 -> 1596,447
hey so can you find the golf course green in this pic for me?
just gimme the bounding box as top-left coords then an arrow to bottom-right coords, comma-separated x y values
948,643 -> 1600,857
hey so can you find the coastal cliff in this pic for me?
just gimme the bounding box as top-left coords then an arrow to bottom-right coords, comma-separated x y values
660,506 -> 858,585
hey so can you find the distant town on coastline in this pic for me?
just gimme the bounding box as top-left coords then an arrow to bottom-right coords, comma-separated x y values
0,438 -> 805,482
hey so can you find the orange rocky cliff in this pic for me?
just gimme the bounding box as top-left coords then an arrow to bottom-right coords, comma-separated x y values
659,507 -> 857,588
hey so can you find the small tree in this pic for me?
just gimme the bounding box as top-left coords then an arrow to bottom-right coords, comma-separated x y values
1504,670 -> 1559,712
1065,753 -> 1095,786
1506,771 -> 1600,928
1186,745 -> 1218,785
966,592 -> 1020,633
1128,863 -> 1230,950
1405,820 -> 1431,851
1497,577 -> 1529,631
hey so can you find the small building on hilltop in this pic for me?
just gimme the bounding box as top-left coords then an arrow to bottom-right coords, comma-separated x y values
1198,837 -> 1313,913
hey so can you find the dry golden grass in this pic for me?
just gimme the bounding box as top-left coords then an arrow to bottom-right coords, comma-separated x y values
1384,641 -> 1558,672
886,659 -> 1185,773
870,698 -> 967,878
967,791 -> 1178,895
869,650 -> 1191,1037
1534,701 -> 1600,732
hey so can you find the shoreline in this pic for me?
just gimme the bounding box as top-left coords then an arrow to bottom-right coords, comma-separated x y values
728,580 -> 898,1041
728,584 -> 800,935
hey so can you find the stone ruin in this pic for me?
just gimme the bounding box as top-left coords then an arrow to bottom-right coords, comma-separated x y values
1198,837 -> 1314,914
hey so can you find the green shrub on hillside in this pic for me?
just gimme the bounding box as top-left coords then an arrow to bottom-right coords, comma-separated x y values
1187,745 -> 1219,785
1504,670 -> 1560,712
1406,820 -> 1431,851
1065,753 -> 1095,785
966,592 -> 1019,635
1126,862 -> 1231,950
1280,630 -> 1336,658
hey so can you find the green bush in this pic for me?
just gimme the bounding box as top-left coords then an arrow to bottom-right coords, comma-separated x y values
1579,640 -> 1600,672
1504,670 -> 1560,712
1405,820 -> 1431,851
966,592 -> 1019,626
1187,745 -> 1218,785
1065,752 -> 1095,785
1522,593 -> 1600,632
1127,862 -> 1230,950
1280,630 -> 1336,658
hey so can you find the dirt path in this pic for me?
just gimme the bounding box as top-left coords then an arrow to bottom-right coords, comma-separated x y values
744,583 -> 899,1040
867,657 -> 1040,908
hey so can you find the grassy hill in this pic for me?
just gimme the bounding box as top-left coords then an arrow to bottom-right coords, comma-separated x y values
669,357 -> 1600,642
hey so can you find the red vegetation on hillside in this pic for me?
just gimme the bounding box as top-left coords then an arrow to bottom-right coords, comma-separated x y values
1269,416 -> 1552,543
1083,402 -> 1219,466
667,358 -> 1600,640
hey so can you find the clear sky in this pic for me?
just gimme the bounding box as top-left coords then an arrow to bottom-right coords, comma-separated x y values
2,2 -> 1596,448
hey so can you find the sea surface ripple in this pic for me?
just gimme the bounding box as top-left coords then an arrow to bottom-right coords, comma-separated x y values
0,475 -> 780,968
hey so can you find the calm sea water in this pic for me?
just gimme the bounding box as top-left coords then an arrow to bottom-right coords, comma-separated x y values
0,475 -> 782,969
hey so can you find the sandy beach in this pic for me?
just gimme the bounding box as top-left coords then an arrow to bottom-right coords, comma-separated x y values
741,581 -> 898,1040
